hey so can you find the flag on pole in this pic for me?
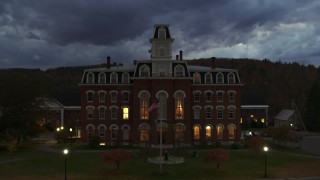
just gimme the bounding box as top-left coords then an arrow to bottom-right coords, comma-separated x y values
147,100 -> 160,112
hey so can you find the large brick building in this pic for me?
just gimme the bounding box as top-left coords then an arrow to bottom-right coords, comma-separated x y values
79,24 -> 243,147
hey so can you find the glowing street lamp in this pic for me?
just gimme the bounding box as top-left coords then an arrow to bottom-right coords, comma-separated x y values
63,149 -> 69,180
61,126 -> 64,130
263,146 -> 269,178
56,128 -> 60,132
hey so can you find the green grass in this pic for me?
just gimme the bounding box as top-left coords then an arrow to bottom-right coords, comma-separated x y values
1,144 -> 320,180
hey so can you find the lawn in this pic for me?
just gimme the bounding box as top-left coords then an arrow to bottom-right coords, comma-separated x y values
1,143 -> 320,180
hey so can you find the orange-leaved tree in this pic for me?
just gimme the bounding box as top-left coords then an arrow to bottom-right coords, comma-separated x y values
204,148 -> 229,169
245,136 -> 266,154
101,149 -> 132,171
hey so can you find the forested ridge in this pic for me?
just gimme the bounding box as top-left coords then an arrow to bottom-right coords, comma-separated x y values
1,58 -> 319,131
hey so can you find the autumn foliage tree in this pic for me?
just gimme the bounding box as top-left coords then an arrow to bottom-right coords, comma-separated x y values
101,149 -> 132,171
204,148 -> 229,169
245,136 -> 265,154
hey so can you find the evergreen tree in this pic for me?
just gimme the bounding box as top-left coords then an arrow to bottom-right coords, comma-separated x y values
304,71 -> 320,132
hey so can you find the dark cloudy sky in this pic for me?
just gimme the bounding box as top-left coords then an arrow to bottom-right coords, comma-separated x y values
1,0 -> 320,69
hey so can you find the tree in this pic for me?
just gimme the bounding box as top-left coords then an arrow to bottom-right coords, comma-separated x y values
101,149 -> 132,171
245,136 -> 265,154
0,70 -> 51,144
203,148 -> 229,169
304,73 -> 320,132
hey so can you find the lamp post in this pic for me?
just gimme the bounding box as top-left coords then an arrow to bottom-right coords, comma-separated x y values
263,146 -> 268,178
69,128 -> 73,150
63,149 -> 69,180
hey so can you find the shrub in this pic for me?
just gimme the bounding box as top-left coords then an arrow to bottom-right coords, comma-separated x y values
230,142 -> 240,149
245,136 -> 265,153
88,136 -> 100,149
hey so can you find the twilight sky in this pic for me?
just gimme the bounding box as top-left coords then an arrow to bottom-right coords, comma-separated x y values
1,0 -> 320,69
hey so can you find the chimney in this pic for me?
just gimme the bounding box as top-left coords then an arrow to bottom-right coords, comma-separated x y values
133,60 -> 137,65
107,56 -> 111,69
176,55 -> 179,60
211,57 -> 216,69
179,50 -> 183,60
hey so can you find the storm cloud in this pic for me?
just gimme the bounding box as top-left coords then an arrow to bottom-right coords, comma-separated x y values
1,0 -> 320,69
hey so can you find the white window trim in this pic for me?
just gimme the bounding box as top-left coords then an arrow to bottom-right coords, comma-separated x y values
98,72 -> 106,84
122,72 -> 130,84
204,72 -> 212,84
110,72 -> 118,84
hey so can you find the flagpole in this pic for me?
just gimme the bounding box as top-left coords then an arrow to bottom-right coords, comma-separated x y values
159,102 -> 163,172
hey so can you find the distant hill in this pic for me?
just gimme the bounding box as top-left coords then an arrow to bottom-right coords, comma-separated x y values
1,58 -> 319,123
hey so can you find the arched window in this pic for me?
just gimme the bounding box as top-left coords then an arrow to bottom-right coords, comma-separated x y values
174,91 -> 185,119
193,125 -> 201,140
122,124 -> 130,141
205,90 -> 213,102
216,125 -> 224,139
205,106 -> 213,119
175,124 -> 185,141
228,106 -> 236,119
228,90 -> 236,102
139,124 -> 150,141
216,105 -> 224,119
205,125 -> 212,139
86,106 -> 94,119
98,91 -> 106,102
217,90 -> 224,102
87,72 -> 94,84
228,72 -> 235,84
174,65 -> 185,77
86,91 -> 94,102
98,125 -> 106,137
193,72 -> 201,84
110,72 -> 118,84
228,124 -> 236,139
86,124 -> 95,137
205,73 -> 212,84
122,73 -> 130,84
110,125 -> 118,140
140,65 -> 150,77
98,72 -> 106,84
156,91 -> 168,120
139,91 -> 150,120
122,106 -> 129,120
98,106 -> 106,120
216,73 -> 224,84
193,106 -> 201,119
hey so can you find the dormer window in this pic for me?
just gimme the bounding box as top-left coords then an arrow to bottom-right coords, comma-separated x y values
87,72 -> 94,84
122,73 -> 129,83
228,72 -> 235,84
110,72 -> 118,84
174,65 -> 185,77
216,73 -> 224,84
193,72 -> 201,84
98,72 -> 106,84
140,65 -> 150,77
158,28 -> 166,39
205,73 -> 212,84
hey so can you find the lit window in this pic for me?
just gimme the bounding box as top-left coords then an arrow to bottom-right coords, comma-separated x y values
261,118 -> 265,123
206,126 -> 212,139
175,93 -> 184,119
140,92 -> 149,120
217,125 -> 224,139
240,118 -> 243,124
123,107 -> 129,120
193,73 -> 201,84
228,125 -> 235,139
140,125 -> 149,141
193,126 -> 200,139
